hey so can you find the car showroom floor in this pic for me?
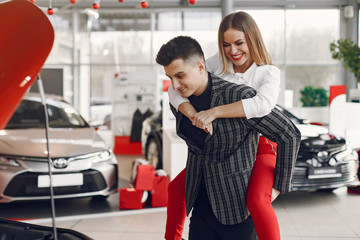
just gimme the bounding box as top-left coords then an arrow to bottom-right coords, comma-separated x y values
1,154 -> 360,240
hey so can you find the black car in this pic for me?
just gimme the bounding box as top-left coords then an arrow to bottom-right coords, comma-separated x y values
141,105 -> 359,191
276,105 -> 359,191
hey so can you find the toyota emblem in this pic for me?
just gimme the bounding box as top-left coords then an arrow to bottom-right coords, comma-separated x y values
52,158 -> 69,169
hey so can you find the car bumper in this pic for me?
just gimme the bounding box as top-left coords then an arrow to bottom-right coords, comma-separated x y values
0,163 -> 118,203
292,159 -> 359,191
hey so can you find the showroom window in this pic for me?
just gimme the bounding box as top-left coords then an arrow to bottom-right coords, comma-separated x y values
242,9 -> 340,107
90,32 -> 152,65
42,11 -> 91,118
89,11 -> 220,104
157,11 -> 221,31
154,10 -> 220,59
157,12 -> 182,30
87,7 -> 341,123
284,9 -> 339,106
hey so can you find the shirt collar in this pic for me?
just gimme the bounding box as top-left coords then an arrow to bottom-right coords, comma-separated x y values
242,62 -> 257,81
228,61 -> 257,81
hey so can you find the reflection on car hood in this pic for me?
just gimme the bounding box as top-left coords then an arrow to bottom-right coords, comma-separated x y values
295,124 -> 329,138
0,128 -> 107,157
300,135 -> 346,150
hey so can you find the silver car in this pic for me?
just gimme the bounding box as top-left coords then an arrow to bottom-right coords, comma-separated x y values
0,93 -> 118,203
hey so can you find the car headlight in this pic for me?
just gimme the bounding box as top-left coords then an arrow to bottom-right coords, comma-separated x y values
70,150 -> 113,164
91,150 -> 112,163
0,156 -> 20,167
333,148 -> 356,162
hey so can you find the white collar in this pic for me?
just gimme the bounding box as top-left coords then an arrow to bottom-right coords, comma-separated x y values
230,62 -> 257,81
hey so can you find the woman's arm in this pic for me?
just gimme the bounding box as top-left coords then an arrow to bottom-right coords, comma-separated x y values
191,66 -> 280,129
241,66 -> 280,119
168,84 -> 191,112
168,84 -> 213,134
178,102 -> 197,118
191,101 -> 246,129
168,83 -> 198,119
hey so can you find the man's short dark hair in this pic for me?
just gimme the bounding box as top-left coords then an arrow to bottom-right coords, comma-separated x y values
156,36 -> 205,66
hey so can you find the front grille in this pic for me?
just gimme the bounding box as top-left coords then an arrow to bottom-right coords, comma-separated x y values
292,160 -> 358,191
4,170 -> 107,197
297,143 -> 346,166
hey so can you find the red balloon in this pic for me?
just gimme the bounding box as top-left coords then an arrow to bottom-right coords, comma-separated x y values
118,0 -> 124,2
70,0 -> 76,4
140,1 -> 148,8
30,0 -> 36,3
0,0 -> 54,129
188,0 -> 196,4
47,7 -> 54,15
92,3 -> 100,9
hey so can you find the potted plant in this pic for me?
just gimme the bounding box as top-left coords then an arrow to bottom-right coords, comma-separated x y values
300,86 -> 328,107
330,38 -> 360,83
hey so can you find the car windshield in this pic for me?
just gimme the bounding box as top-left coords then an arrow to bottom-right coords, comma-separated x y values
5,98 -> 89,129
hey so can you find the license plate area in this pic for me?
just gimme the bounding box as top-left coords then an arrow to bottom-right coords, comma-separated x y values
38,173 -> 83,188
308,166 -> 342,179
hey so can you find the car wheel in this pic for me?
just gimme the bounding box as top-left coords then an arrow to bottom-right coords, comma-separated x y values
145,136 -> 162,169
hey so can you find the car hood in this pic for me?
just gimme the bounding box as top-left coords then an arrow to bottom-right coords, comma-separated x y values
0,128 -> 108,158
295,124 -> 329,138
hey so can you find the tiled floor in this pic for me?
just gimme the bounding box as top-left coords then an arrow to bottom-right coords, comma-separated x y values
26,189 -> 360,240
13,155 -> 360,239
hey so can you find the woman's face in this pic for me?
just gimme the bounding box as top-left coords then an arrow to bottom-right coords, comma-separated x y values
222,28 -> 253,72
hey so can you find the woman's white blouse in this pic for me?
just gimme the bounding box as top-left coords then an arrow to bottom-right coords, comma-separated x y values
168,52 -> 280,119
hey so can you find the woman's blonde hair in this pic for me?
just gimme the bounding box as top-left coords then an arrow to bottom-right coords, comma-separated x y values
218,11 -> 273,74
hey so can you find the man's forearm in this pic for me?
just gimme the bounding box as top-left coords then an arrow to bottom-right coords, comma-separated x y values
272,130 -> 301,193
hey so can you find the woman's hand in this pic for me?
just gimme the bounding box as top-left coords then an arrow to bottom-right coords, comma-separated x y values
204,123 -> 213,135
190,109 -> 216,135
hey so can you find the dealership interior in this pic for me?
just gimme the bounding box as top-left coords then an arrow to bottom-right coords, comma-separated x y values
1,0 -> 360,239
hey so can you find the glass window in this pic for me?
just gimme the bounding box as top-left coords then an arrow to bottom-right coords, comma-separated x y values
183,12 -> 222,31
286,9 -> 339,64
286,66 -> 337,107
157,11 -> 221,31
46,13 -> 73,65
153,31 -> 218,63
285,9 -> 339,106
245,10 -> 285,64
157,12 -> 182,30
90,31 -> 152,65
88,8 -> 341,109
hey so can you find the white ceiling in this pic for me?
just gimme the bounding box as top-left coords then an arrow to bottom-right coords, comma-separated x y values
34,0 -> 351,11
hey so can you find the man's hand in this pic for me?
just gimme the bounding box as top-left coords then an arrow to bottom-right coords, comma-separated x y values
271,188 -> 280,202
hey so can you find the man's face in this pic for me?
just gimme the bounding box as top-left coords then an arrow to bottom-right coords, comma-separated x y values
164,58 -> 205,98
